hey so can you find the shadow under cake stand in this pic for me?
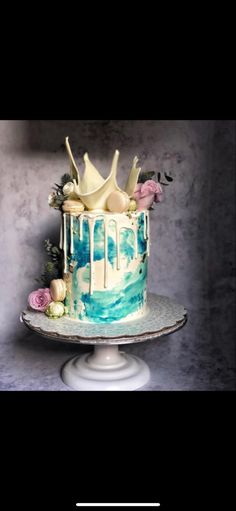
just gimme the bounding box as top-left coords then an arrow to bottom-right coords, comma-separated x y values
21,293 -> 187,391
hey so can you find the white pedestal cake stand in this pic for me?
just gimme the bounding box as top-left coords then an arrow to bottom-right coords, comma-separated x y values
21,294 -> 187,391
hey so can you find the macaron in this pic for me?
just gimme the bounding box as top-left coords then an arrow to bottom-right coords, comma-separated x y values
50,279 -> 66,302
106,190 -> 130,213
62,199 -> 85,215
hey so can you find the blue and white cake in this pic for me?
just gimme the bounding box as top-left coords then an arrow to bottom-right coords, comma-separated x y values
47,137 -> 156,324
27,137 -> 167,324
60,210 -> 150,323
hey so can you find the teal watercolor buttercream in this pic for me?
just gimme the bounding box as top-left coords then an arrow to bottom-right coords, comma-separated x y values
63,210 -> 149,323
81,262 -> 147,322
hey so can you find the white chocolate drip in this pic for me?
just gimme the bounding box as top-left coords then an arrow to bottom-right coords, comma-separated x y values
64,211 -> 149,294
59,214 -> 63,249
79,215 -> 84,240
70,214 -> 74,254
116,222 -> 121,270
146,211 -> 150,256
144,211 -> 147,240
63,213 -> 67,272
104,216 -> 109,288
134,216 -> 138,259
88,217 -> 95,295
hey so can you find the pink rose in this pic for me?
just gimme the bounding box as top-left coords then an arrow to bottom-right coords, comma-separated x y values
28,288 -> 52,312
133,180 -> 163,210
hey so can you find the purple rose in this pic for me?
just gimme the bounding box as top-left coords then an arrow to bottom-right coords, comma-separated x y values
28,288 -> 52,312
133,180 -> 163,210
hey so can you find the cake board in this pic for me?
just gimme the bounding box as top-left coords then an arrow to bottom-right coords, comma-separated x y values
20,293 -> 187,391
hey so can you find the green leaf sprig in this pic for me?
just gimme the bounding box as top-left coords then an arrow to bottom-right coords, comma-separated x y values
138,170 -> 174,186
36,239 -> 63,287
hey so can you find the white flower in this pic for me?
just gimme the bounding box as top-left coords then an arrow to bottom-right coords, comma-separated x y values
48,191 -> 61,209
63,181 -> 75,197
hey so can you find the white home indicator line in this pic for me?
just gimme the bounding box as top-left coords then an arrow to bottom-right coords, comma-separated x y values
76,505 -> 160,508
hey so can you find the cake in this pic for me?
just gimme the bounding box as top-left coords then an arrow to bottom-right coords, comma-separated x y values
61,209 -> 149,323
28,137 -> 166,324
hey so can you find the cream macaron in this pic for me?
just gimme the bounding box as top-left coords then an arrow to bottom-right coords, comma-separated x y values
106,190 -> 130,213
62,199 -> 85,215
50,279 -> 66,302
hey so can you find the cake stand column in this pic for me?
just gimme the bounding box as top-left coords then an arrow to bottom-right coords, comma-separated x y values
61,343 -> 150,391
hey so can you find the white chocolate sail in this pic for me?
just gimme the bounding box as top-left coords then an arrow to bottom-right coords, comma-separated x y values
65,138 -> 142,211
125,156 -> 141,197
73,149 -> 122,210
65,137 -> 80,184
81,153 -> 105,193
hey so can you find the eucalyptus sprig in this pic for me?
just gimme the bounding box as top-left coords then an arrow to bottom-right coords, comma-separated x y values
138,171 -> 155,184
60,173 -> 73,187
52,173 -> 73,192
49,173 -> 74,210
157,171 -> 173,186
36,239 -> 63,287
44,239 -> 61,262
138,169 -> 174,186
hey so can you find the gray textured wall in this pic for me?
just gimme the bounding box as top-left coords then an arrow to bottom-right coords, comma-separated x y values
0,120 -> 235,390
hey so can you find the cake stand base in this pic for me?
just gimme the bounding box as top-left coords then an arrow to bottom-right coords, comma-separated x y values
61,345 -> 150,391
21,294 -> 187,391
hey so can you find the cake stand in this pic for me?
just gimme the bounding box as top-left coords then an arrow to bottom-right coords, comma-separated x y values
20,294 -> 187,391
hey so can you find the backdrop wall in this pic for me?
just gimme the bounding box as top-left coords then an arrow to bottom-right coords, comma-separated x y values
0,120 -> 235,389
